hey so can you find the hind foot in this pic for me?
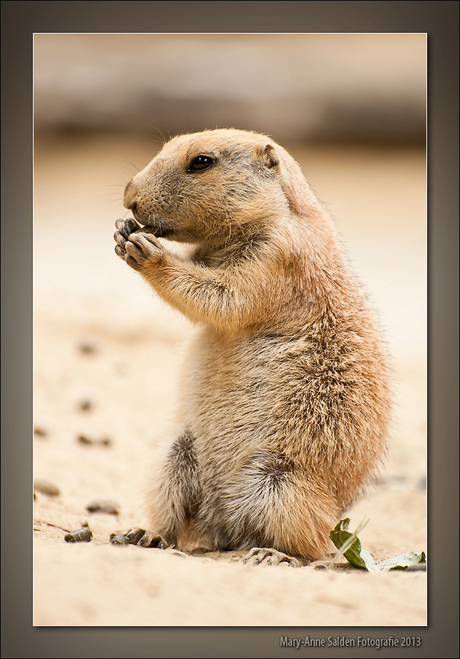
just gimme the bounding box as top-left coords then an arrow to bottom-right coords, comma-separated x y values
243,547 -> 303,567
110,527 -> 172,548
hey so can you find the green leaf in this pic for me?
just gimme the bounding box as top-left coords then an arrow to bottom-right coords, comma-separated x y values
329,518 -> 368,569
329,519 -> 426,572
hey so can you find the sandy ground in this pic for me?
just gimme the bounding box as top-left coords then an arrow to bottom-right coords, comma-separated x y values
33,133 -> 427,626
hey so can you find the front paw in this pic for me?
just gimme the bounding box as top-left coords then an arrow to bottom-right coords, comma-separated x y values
114,218 -> 165,271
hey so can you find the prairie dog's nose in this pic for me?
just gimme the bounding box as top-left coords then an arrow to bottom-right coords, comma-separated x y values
123,178 -> 139,210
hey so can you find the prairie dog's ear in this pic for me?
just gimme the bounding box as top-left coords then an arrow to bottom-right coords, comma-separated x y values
258,143 -> 279,169
276,146 -> 318,217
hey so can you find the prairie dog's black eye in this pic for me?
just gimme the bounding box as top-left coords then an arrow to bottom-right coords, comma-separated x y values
188,155 -> 215,172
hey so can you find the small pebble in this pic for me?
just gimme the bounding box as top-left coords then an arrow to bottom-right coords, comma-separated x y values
78,341 -> 98,355
86,499 -> 120,515
34,479 -> 60,497
77,434 -> 93,445
77,434 -> 112,447
78,399 -> 93,412
65,526 -> 93,543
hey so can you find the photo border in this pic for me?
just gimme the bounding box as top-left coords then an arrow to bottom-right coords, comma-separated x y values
2,2 -> 458,657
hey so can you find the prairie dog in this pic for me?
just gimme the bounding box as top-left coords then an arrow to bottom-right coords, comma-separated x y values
114,129 -> 391,562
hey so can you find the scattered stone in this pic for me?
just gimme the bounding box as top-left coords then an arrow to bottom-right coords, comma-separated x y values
78,341 -> 98,355
34,479 -> 60,497
77,434 -> 93,445
86,499 -> 120,515
77,434 -> 112,447
65,526 -> 93,543
78,399 -> 94,411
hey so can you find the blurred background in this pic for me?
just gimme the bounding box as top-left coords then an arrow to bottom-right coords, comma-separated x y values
33,33 -> 427,519
34,34 -> 425,142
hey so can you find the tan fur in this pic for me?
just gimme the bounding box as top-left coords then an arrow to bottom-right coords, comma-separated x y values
114,129 -> 391,561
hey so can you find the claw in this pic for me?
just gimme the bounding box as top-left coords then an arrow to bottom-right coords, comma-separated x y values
138,530 -> 171,548
125,217 -> 141,235
125,528 -> 147,544
115,217 -> 141,239
110,532 -> 130,545
114,244 -> 125,259
115,218 -> 128,237
113,231 -> 127,247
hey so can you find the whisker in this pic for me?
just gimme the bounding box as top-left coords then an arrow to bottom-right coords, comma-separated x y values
144,124 -> 167,147
107,197 -> 124,207
114,156 -> 139,176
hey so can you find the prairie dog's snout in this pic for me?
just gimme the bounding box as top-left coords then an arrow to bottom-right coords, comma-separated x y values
123,178 -> 138,211
123,158 -> 165,214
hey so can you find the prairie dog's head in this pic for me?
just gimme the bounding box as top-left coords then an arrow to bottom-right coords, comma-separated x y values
123,129 -> 319,245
